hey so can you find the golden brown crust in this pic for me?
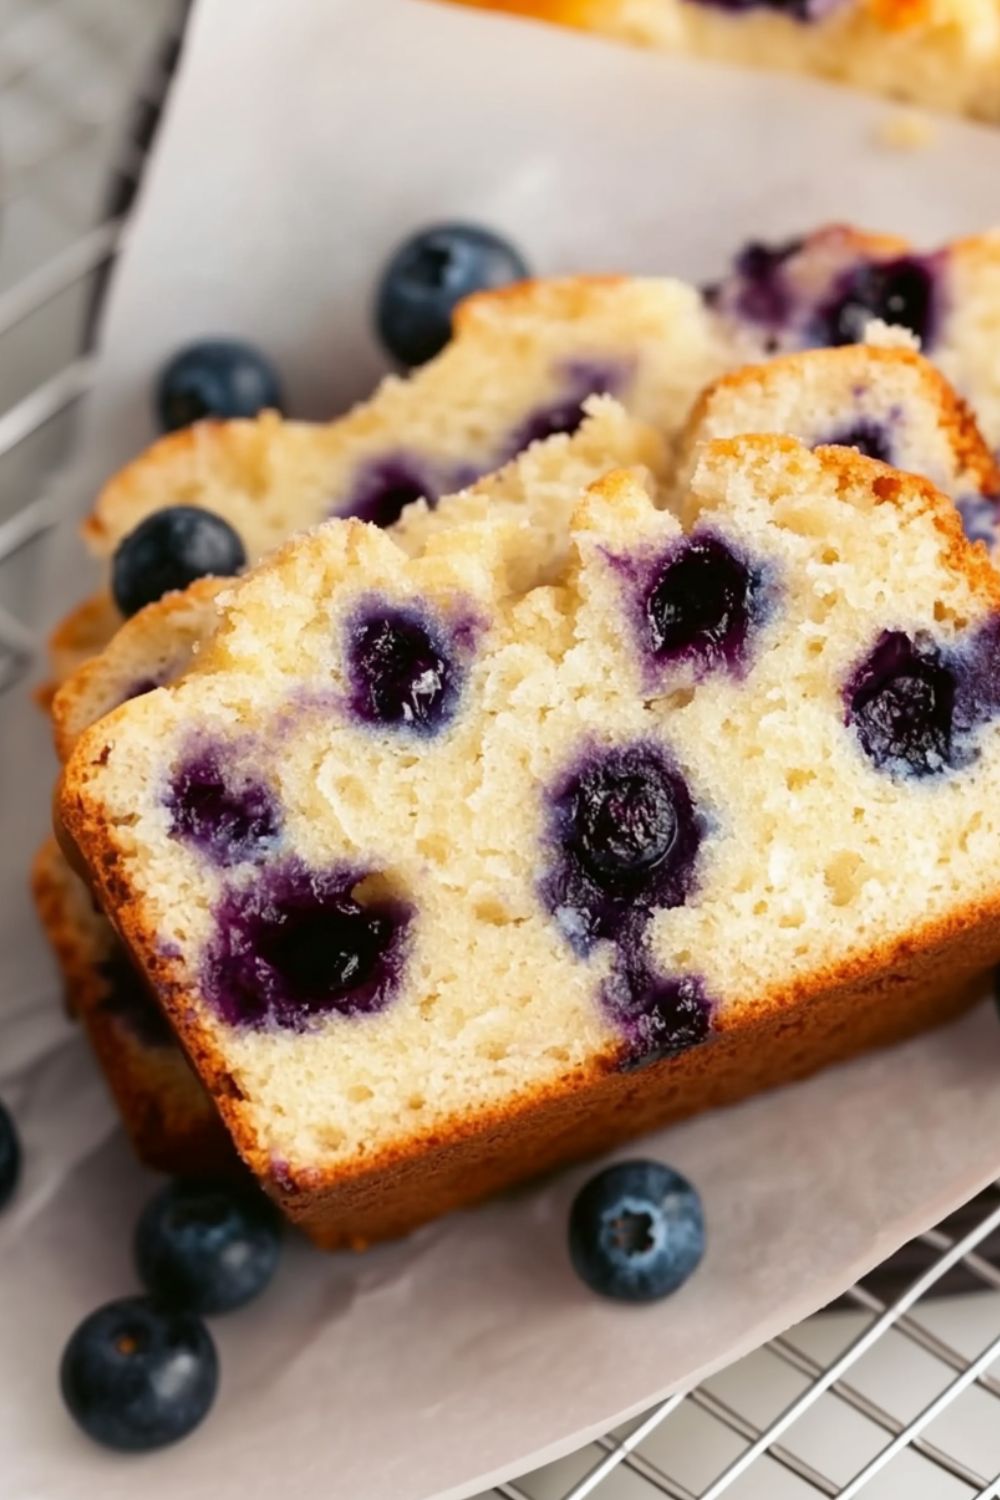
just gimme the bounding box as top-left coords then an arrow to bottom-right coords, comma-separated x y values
49,800 -> 1000,1245
31,839 -> 236,1177
682,344 -> 1000,501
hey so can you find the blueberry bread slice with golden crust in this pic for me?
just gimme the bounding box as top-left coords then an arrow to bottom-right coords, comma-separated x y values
713,225 -> 1000,452
675,344 -> 1000,551
31,839 -> 234,1177
83,277 -> 722,568
50,398 -> 668,760
59,432 -> 1000,1247
443,1 -> 1000,123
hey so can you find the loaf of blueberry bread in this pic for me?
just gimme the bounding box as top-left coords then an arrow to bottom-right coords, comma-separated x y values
444,0 -> 1000,122
59,429 -> 1000,1245
31,840 -> 233,1176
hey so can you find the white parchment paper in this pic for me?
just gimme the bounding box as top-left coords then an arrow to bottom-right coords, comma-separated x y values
5,2 -> 1000,1496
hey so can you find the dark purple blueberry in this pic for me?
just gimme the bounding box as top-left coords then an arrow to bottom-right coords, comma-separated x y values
602,940 -> 713,1068
507,359 -> 625,453
156,338 -> 282,432
98,953 -> 175,1049
166,745 -> 281,867
640,534 -> 763,675
60,1296 -> 218,1452
340,454 -> 437,529
0,1098 -> 20,1211
691,0 -> 842,18
815,256 -> 937,348
345,601 -> 461,735
202,861 -> 412,1031
568,1160 -> 705,1303
846,631 -> 956,776
956,494 -> 1000,549
821,419 -> 893,464
135,1179 -> 282,1315
722,236 -> 805,327
111,506 -> 246,619
375,223 -> 530,367
541,743 -> 703,954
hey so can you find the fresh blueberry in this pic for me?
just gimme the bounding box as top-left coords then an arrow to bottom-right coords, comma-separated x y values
643,534 -> 760,673
60,1296 -> 218,1452
816,256 -> 936,348
568,1160 -> 705,1303
571,757 -> 679,883
111,505 -> 246,619
0,1098 -> 20,1210
156,339 -> 282,432
846,630 -> 955,777
375,223 -> 530,367
345,601 -> 461,734
135,1179 -> 282,1315
166,744 -> 281,867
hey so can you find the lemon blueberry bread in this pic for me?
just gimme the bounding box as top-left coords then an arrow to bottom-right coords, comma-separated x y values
31,839 -> 233,1176
60,430 -> 1000,1245
444,0 -> 1000,122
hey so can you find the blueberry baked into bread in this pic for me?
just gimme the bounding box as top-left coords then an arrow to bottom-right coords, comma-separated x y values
59,431 -> 1000,1245
444,0 -> 1000,122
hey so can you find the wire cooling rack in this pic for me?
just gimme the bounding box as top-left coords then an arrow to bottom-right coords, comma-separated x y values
2,4 -> 1000,1497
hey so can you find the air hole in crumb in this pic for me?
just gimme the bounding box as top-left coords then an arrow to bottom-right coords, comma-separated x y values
351,871 -> 399,904
417,834 -> 451,865
407,1094 -> 425,1111
545,1045 -> 570,1063
786,768 -> 816,791
778,909 -> 806,929
481,1041 -> 508,1062
825,851 -> 865,906
649,685 -> 696,712
348,1083 -> 374,1103
807,640 -> 825,656
820,547 -> 841,565
753,900 -> 768,916
318,1126 -> 346,1151
474,897 -> 511,925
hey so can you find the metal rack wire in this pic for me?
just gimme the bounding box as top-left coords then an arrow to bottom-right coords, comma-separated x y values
2,4 -> 1000,1497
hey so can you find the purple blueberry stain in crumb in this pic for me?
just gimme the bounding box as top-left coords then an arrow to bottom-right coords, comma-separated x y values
814,254 -> 940,349
716,237 -> 805,329
602,938 -> 714,1069
98,951 -> 175,1049
505,358 -> 630,455
202,861 -> 412,1031
957,494 -> 1000,549
818,418 -> 894,464
166,742 -> 282,866
345,597 -> 470,735
337,453 -> 438,529
618,531 -> 770,681
540,741 -> 704,955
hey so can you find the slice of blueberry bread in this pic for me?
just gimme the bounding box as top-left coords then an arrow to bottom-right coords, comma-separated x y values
713,225 -> 1000,450
31,839 -> 234,1177
443,0 -> 1000,121
59,433 -> 1000,1246
49,398 -> 668,760
82,276 -> 722,567
676,344 -> 1000,551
